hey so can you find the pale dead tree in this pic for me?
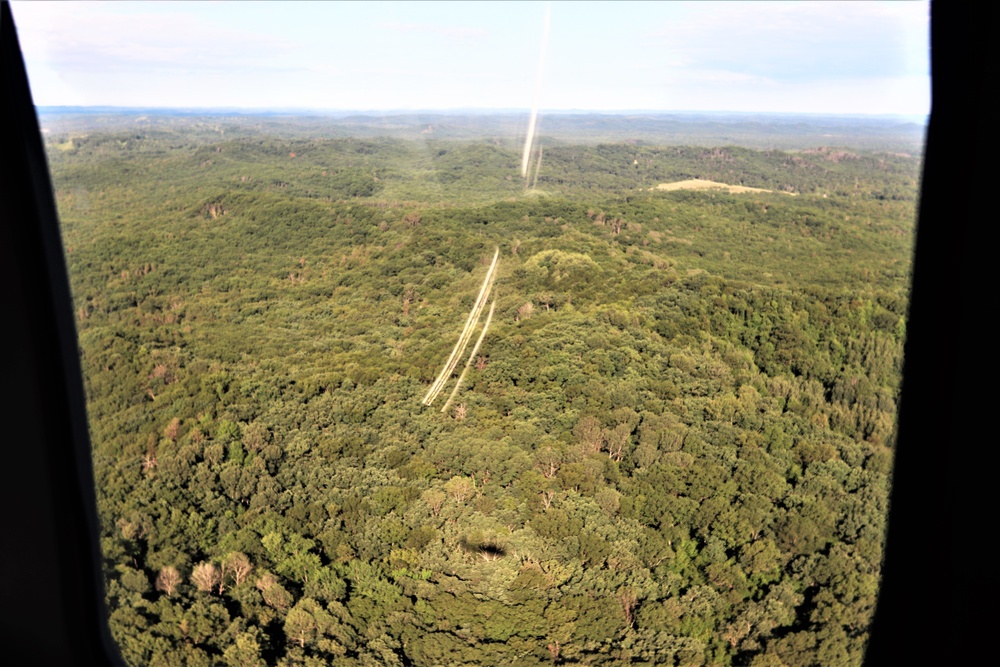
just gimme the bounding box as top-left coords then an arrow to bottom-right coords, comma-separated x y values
163,417 -> 181,442
285,607 -> 315,648
574,416 -> 604,453
205,203 -> 227,219
422,488 -> 446,516
547,642 -> 561,662
454,403 -> 467,421
611,217 -> 624,235
617,589 -> 638,628
605,423 -> 631,462
722,619 -> 753,648
541,490 -> 556,510
516,302 -> 534,322
402,286 -> 417,317
142,453 -> 158,472
479,549 -> 502,562
224,552 -> 254,587
191,562 -> 221,593
444,476 -> 475,503
155,566 -> 182,597
536,447 -> 561,479
117,518 -> 140,541
475,355 -> 488,371
403,212 -> 421,227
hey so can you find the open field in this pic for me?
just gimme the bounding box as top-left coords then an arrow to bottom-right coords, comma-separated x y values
654,178 -> 797,195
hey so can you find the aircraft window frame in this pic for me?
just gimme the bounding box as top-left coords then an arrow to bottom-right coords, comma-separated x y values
3,2 -> 972,664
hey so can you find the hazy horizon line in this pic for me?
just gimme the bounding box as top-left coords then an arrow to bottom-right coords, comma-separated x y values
35,106 -> 928,122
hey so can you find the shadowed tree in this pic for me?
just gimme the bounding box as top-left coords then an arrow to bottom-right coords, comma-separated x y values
256,573 -> 293,611
222,629 -> 267,667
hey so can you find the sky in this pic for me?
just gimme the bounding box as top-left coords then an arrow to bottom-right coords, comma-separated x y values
11,1 -> 929,116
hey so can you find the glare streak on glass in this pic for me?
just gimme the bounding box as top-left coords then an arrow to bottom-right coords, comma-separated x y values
441,299 -> 497,414
422,248 -> 500,406
521,2 -> 550,181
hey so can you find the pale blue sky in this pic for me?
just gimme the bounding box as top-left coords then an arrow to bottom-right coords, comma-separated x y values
12,1 -> 929,115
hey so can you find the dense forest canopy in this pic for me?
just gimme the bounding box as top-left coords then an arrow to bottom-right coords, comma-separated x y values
47,113 -> 920,666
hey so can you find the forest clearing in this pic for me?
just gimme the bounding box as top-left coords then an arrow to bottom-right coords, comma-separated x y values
653,179 -> 796,195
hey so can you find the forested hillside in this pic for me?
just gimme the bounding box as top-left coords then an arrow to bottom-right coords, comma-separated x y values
48,124 -> 919,666
38,109 -> 926,152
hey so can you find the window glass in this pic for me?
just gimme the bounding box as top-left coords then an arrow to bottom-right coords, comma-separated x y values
14,2 -> 928,665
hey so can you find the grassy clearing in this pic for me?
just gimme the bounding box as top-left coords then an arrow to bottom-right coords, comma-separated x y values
653,178 -> 796,195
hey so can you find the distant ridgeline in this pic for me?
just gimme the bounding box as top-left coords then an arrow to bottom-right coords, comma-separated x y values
49,118 -> 917,666
37,108 -> 926,152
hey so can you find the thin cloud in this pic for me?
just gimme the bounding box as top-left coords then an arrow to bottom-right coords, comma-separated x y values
644,1 -> 928,81
16,2 -> 298,74
12,0 -> 928,114
379,21 -> 489,41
